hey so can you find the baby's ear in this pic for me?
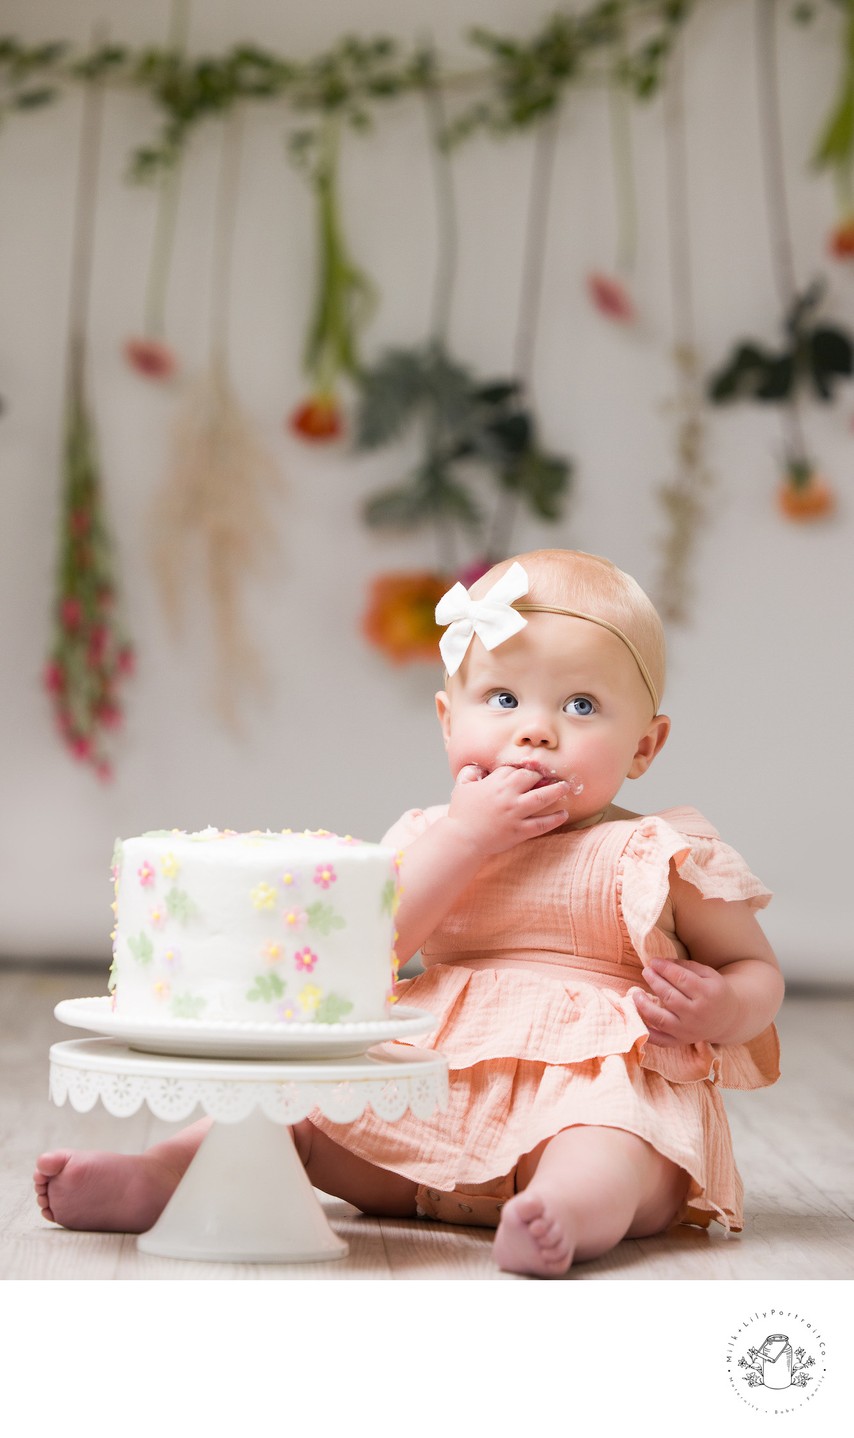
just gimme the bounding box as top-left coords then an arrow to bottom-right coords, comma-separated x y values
435,690 -> 452,748
628,713 -> 670,779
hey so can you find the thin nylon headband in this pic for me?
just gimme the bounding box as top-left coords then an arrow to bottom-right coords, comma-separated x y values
514,603 -> 660,714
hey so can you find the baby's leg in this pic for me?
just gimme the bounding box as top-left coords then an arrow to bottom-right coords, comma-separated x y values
493,1125 -> 688,1278
292,1120 -> 419,1219
34,1118 -> 417,1233
34,1118 -> 211,1233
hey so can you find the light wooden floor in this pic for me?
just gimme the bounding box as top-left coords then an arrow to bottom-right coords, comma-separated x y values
2,963 -> 853,1281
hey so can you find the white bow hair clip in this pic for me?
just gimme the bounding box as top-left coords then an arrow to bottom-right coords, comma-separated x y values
435,561 -> 529,675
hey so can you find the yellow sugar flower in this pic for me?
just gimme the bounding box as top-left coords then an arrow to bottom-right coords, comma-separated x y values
250,881 -> 277,910
298,983 -> 323,1015
161,852 -> 181,879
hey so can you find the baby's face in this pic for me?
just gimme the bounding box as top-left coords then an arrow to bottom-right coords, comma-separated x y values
435,612 -> 667,822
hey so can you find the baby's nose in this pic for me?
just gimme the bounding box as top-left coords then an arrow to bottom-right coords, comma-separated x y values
515,713 -> 557,747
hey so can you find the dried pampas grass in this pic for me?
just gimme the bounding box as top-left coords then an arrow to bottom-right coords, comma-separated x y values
151,354 -> 283,730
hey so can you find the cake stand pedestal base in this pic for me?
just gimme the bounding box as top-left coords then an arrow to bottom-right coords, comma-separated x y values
138,1109 -> 347,1263
49,1037 -> 448,1266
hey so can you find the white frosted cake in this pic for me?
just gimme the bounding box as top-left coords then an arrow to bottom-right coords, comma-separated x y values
108,827 -> 401,1025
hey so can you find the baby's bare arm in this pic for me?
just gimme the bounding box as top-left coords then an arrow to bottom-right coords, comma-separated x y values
391,766 -> 569,964
632,874 -> 784,1046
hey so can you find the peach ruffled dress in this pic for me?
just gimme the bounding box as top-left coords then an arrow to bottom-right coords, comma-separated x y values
311,805 -> 779,1232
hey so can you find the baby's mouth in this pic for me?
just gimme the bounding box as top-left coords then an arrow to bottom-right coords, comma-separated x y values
514,762 -> 561,789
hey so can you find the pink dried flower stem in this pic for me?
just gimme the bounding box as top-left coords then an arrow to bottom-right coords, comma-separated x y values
45,375 -> 134,780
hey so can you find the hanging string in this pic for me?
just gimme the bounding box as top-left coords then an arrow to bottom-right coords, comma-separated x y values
422,67 -> 458,350
209,105 -> 244,363
66,25 -> 109,389
422,67 -> 462,575
512,108 -> 560,384
485,106 -> 560,560
142,0 -> 191,339
754,0 -> 809,466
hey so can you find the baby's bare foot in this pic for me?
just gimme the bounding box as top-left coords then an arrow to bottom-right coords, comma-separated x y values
493,1191 -> 575,1277
33,1149 -> 180,1234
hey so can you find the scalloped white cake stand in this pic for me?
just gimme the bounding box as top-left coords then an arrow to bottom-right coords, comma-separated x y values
49,1036 -> 448,1264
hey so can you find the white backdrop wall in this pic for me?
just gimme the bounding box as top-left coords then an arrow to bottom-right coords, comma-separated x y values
0,0 -> 850,981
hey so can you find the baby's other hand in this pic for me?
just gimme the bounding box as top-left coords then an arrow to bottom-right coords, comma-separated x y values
630,955 -> 738,1047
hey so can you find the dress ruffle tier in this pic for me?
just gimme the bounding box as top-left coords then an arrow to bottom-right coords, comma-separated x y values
310,807 -> 779,1233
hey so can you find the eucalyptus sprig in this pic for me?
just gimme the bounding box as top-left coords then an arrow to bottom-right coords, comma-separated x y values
355,342 -> 571,568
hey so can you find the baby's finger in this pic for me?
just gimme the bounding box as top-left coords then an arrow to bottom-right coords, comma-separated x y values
630,991 -> 682,1046
456,764 -> 487,785
645,954 -> 709,983
641,962 -> 696,1009
517,778 -> 572,811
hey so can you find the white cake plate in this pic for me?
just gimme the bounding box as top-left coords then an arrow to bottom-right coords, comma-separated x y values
54,995 -> 437,1059
49,1037 -> 448,1264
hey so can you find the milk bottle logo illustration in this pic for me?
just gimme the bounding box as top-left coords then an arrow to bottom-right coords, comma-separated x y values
740,1332 -> 814,1390
726,1309 -> 827,1411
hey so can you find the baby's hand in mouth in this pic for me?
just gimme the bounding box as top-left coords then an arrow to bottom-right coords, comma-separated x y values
456,763 -> 489,784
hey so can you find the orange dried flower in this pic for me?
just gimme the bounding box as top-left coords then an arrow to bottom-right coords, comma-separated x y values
362,572 -> 449,664
778,462 -> 835,521
828,216 -> 854,259
289,392 -> 344,441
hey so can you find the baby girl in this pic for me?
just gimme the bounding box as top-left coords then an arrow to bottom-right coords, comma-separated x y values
35,549 -> 783,1277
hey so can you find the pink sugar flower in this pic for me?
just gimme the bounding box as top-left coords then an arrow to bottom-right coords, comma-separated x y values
313,863 -> 337,889
149,904 -> 166,929
138,861 -> 156,887
294,947 -> 319,973
282,907 -> 309,932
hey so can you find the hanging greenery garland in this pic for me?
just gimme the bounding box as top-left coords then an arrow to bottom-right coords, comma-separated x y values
0,0 -> 850,724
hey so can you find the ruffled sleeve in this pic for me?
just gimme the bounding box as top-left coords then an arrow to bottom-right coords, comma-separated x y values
381,804 -> 448,850
619,809 -> 779,1091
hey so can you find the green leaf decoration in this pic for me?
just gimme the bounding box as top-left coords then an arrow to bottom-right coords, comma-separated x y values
808,326 -> 853,398
171,993 -> 207,1018
247,972 -> 287,1003
355,339 -> 571,541
165,886 -> 199,923
381,877 -> 399,916
314,992 -> 354,1023
707,343 -> 776,402
127,931 -> 154,965
709,281 -> 854,408
501,450 -> 571,521
306,900 -> 346,935
754,354 -> 795,402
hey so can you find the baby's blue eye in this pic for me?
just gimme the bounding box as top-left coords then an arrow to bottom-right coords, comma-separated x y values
487,692 -> 518,709
565,696 -> 595,717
